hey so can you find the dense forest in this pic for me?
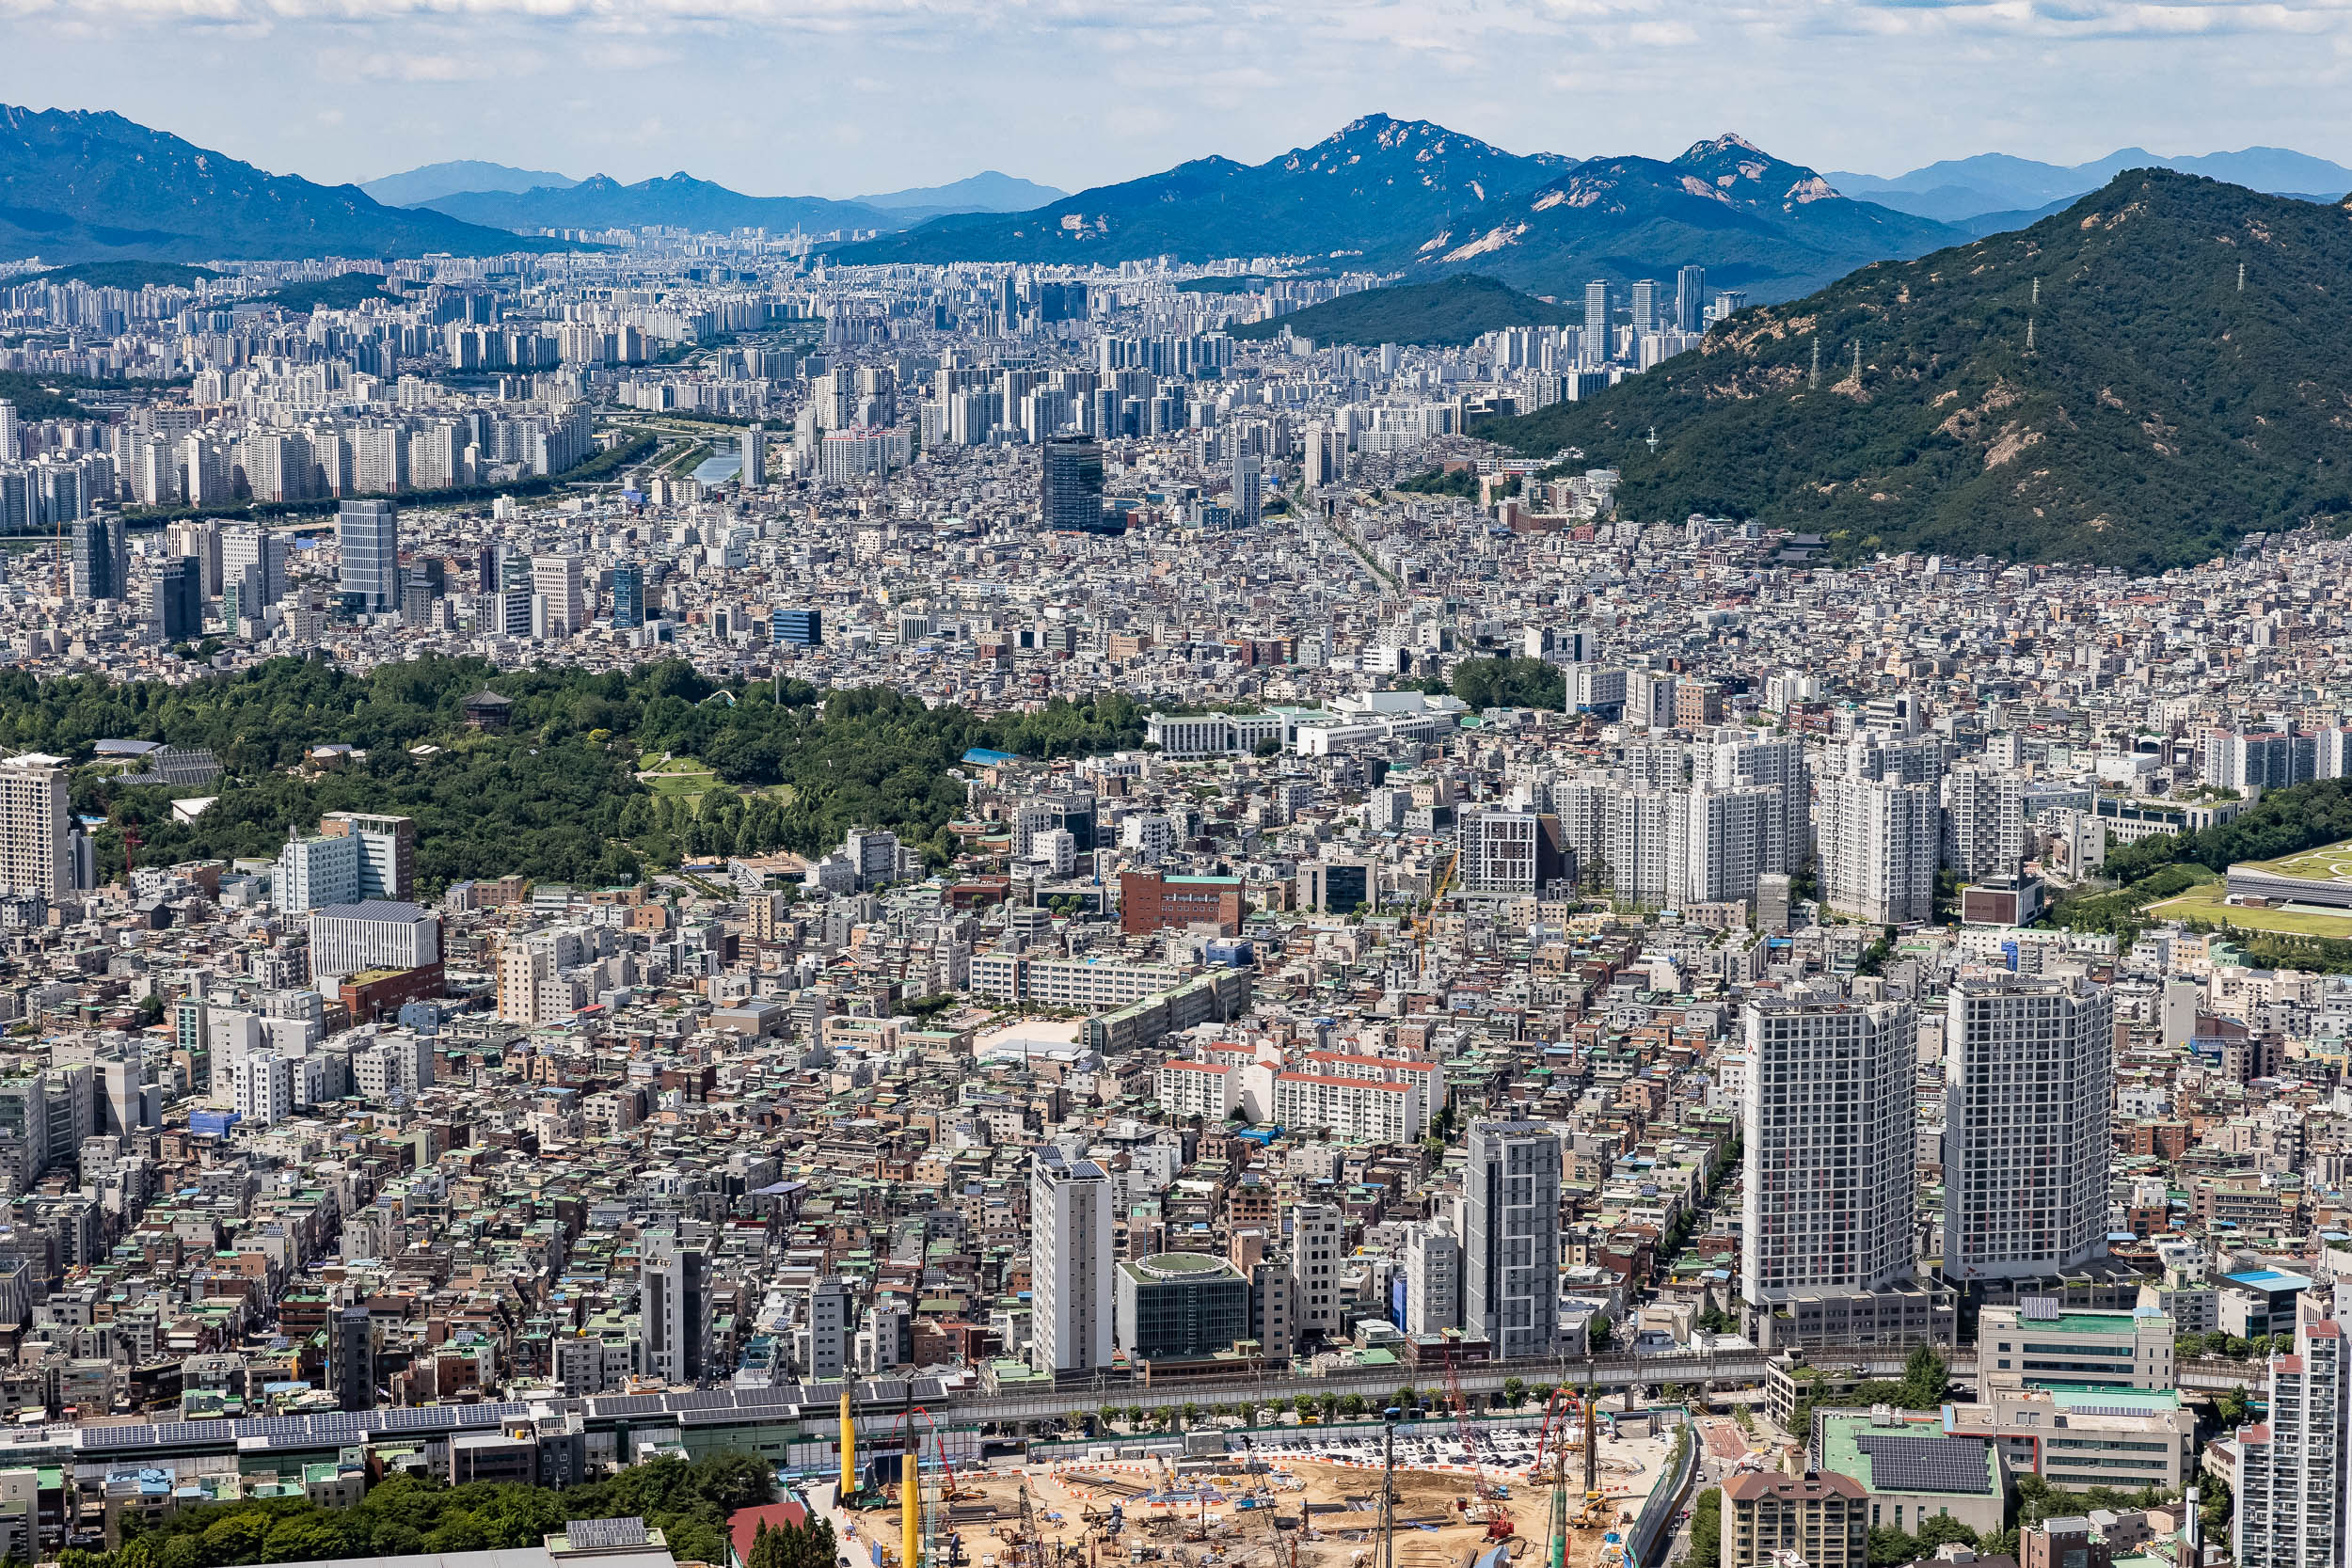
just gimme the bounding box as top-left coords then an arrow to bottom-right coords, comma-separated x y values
1231,276 -> 1569,347
1477,171 -> 2352,570
11,656 -> 1148,890
63,1452 -> 795,1568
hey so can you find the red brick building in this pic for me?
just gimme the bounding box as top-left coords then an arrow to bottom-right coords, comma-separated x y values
1120,872 -> 1244,937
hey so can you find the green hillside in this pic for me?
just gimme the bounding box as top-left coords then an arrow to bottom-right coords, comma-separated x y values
23,260 -> 220,288
1232,276 -> 1569,346
1477,170 -> 2352,570
265,274 -> 390,311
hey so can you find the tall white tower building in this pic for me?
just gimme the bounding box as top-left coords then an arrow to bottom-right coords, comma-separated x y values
1944,975 -> 2114,1281
1741,995 -> 1915,1305
1030,1149 -> 1114,1374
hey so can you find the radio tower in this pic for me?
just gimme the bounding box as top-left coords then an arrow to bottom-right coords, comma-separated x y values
1808,338 -> 1820,389
1851,340 -> 1861,382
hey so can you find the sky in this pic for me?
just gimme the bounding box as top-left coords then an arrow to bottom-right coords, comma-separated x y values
4,0 -> 2352,198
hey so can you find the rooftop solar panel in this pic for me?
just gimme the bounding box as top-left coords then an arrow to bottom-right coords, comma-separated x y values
1853,1433 -> 1993,1495
568,1518 -> 651,1550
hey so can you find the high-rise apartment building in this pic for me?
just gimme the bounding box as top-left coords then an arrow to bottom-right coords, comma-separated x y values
1030,1148 -> 1114,1375
1289,1200 -> 1344,1342
1465,1121 -> 1561,1358
2234,1312 -> 2346,1568
337,499 -> 401,613
0,756 -> 70,900
1944,975 -> 2114,1281
1741,996 -> 1915,1309
642,1228 -> 712,1386
1676,265 -> 1708,332
1582,280 -> 1612,364
1819,774 -> 1941,924
1401,1216 -> 1462,1337
1232,449 -> 1263,526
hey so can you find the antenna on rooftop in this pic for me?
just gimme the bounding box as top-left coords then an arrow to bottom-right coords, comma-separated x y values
1808,338 -> 1820,390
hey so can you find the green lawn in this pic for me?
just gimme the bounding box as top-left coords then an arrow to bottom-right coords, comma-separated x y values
2145,879 -> 2352,937
2241,838 -> 2352,883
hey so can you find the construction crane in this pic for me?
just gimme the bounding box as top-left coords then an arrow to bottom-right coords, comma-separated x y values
1410,850 -> 1459,974
1438,1343 -> 1502,1505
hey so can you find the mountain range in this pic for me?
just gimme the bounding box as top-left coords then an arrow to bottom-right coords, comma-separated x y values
0,105 -> 560,264
1829,146 -> 2352,223
417,173 -> 893,236
369,163 -> 1064,228
830,118 -> 1962,302
360,160 -> 580,207
1476,170 -> 2352,572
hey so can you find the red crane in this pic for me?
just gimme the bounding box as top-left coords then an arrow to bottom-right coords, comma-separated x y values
1439,1342 -> 1502,1502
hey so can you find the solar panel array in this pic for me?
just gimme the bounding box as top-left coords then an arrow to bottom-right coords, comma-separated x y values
2018,1296 -> 2061,1321
1853,1434 -> 1994,1495
567,1518 -> 651,1550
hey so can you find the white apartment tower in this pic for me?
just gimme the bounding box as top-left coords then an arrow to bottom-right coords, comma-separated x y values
1741,996 -> 1915,1305
1818,774 -> 1941,924
1289,1201 -> 1345,1341
1030,1149 -> 1114,1375
1402,1216 -> 1462,1337
1465,1121 -> 1562,1358
0,757 -> 70,899
1944,975 -> 2114,1281
2234,1312 -> 2347,1568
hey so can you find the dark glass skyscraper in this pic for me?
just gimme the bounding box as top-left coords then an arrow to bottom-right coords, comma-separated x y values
337,499 -> 401,613
612,562 -> 645,628
157,556 -> 202,641
1041,434 -> 1106,532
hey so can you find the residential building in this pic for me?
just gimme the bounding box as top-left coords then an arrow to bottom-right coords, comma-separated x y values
1465,1121 -> 1562,1359
1030,1149 -> 1114,1376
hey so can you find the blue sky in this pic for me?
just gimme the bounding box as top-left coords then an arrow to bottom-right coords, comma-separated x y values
3,0 -> 2351,197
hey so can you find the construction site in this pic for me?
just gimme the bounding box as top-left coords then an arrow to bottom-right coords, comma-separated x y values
819,1390 -> 1687,1568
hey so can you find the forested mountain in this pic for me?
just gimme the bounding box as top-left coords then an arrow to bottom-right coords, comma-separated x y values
832,115 -> 1571,267
834,120 -> 1958,303
1231,276 -> 1571,345
1476,170 -> 2352,570
0,105 -> 558,263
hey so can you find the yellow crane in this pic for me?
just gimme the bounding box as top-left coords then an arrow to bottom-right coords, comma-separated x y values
1410,850 -> 1459,974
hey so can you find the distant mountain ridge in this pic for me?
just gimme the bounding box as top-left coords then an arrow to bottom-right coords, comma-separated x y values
834,115 -> 1575,268
1404,134 -> 1962,301
831,118 -> 1963,304
419,172 -> 893,234
0,104 -> 562,263
362,160 -> 580,207
852,170 -> 1066,218
1476,170 -> 2352,571
1829,146 -> 2352,222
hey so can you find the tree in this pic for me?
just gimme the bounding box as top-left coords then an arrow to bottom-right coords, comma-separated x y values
1502,1376 -> 1527,1409
1898,1345 -> 1948,1408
